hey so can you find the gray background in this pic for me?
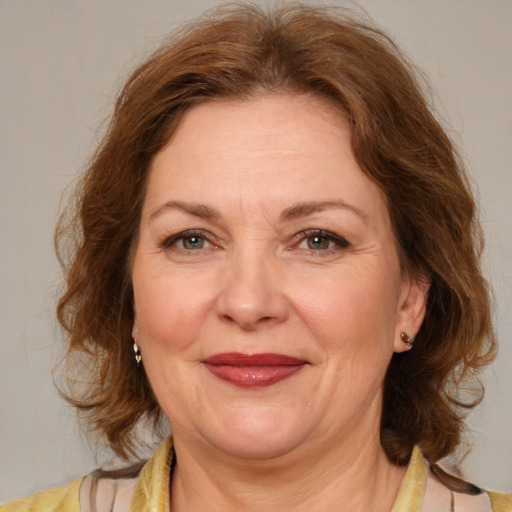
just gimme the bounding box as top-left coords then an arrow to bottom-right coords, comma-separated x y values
1,0 -> 511,503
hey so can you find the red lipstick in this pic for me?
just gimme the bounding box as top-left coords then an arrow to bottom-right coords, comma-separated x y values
203,353 -> 307,388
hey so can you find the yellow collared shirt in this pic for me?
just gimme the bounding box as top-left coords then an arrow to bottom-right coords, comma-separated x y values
3,437 -> 511,512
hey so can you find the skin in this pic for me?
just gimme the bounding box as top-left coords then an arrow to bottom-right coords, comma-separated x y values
131,94 -> 428,511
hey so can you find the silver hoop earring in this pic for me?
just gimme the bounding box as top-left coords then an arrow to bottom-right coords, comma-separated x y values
133,341 -> 142,366
400,332 -> 414,347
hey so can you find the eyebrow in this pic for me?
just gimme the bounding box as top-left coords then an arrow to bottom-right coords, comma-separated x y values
280,200 -> 368,222
148,199 -> 368,224
148,201 -> 220,222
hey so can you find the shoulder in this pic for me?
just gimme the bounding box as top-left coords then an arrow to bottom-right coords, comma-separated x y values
78,471 -> 139,512
425,462 -> 512,512
397,447 -> 512,512
1,471 -> 139,512
424,462 -> 512,512
487,490 -> 512,512
447,489 -> 512,512
0,437 -> 173,512
1,477 -> 83,512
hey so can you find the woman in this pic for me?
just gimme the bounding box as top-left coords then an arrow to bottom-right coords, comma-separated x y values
3,3 -> 511,511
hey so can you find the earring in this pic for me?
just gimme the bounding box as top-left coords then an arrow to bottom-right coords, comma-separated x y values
401,332 -> 414,347
133,341 -> 142,366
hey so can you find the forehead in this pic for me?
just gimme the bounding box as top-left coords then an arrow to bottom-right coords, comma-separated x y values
158,94 -> 349,163
144,94 -> 387,223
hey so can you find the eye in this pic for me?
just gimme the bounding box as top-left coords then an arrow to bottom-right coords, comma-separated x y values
306,235 -> 332,250
181,235 -> 206,250
297,229 -> 349,253
162,230 -> 212,251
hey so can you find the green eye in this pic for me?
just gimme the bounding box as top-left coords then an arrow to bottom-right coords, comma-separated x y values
307,236 -> 331,250
182,236 -> 205,249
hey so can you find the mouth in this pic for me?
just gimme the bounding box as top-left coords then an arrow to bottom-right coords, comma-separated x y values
202,353 -> 308,388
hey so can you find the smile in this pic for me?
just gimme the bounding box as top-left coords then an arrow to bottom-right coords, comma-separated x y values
202,353 -> 308,388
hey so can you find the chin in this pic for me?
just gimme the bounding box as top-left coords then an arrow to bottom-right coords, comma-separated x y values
202,409 -> 309,461
209,434 -> 303,461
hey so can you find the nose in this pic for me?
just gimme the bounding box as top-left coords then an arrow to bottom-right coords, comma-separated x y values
215,251 -> 289,331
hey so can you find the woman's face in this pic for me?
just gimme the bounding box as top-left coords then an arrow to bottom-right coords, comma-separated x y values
132,94 -> 426,460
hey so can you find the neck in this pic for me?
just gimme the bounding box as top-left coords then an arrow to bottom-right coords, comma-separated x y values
170,424 -> 406,512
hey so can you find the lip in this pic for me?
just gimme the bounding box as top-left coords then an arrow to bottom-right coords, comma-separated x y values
203,352 -> 307,388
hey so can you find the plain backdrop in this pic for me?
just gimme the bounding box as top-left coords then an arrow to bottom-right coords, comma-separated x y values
1,0 -> 511,503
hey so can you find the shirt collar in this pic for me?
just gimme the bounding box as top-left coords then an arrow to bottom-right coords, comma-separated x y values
391,446 -> 426,512
129,435 -> 173,512
129,437 -> 427,512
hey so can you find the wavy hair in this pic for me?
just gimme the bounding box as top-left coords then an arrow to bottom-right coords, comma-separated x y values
55,3 -> 495,464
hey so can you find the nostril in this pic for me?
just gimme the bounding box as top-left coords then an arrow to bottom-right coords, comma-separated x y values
214,262 -> 289,329
220,313 -> 282,332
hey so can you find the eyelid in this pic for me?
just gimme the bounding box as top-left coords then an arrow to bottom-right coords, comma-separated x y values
161,229 -> 211,249
295,229 -> 350,250
159,228 -> 349,252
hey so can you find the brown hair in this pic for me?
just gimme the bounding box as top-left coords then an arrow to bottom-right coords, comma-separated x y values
55,3 -> 495,464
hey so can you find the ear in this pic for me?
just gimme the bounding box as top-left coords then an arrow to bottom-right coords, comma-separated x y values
393,269 -> 430,353
132,302 -> 139,341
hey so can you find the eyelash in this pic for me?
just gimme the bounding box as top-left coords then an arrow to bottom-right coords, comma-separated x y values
295,229 -> 350,254
161,229 -> 211,250
160,228 -> 350,254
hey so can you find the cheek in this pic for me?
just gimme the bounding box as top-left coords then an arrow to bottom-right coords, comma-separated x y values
291,266 -> 401,345
132,266 -> 216,355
